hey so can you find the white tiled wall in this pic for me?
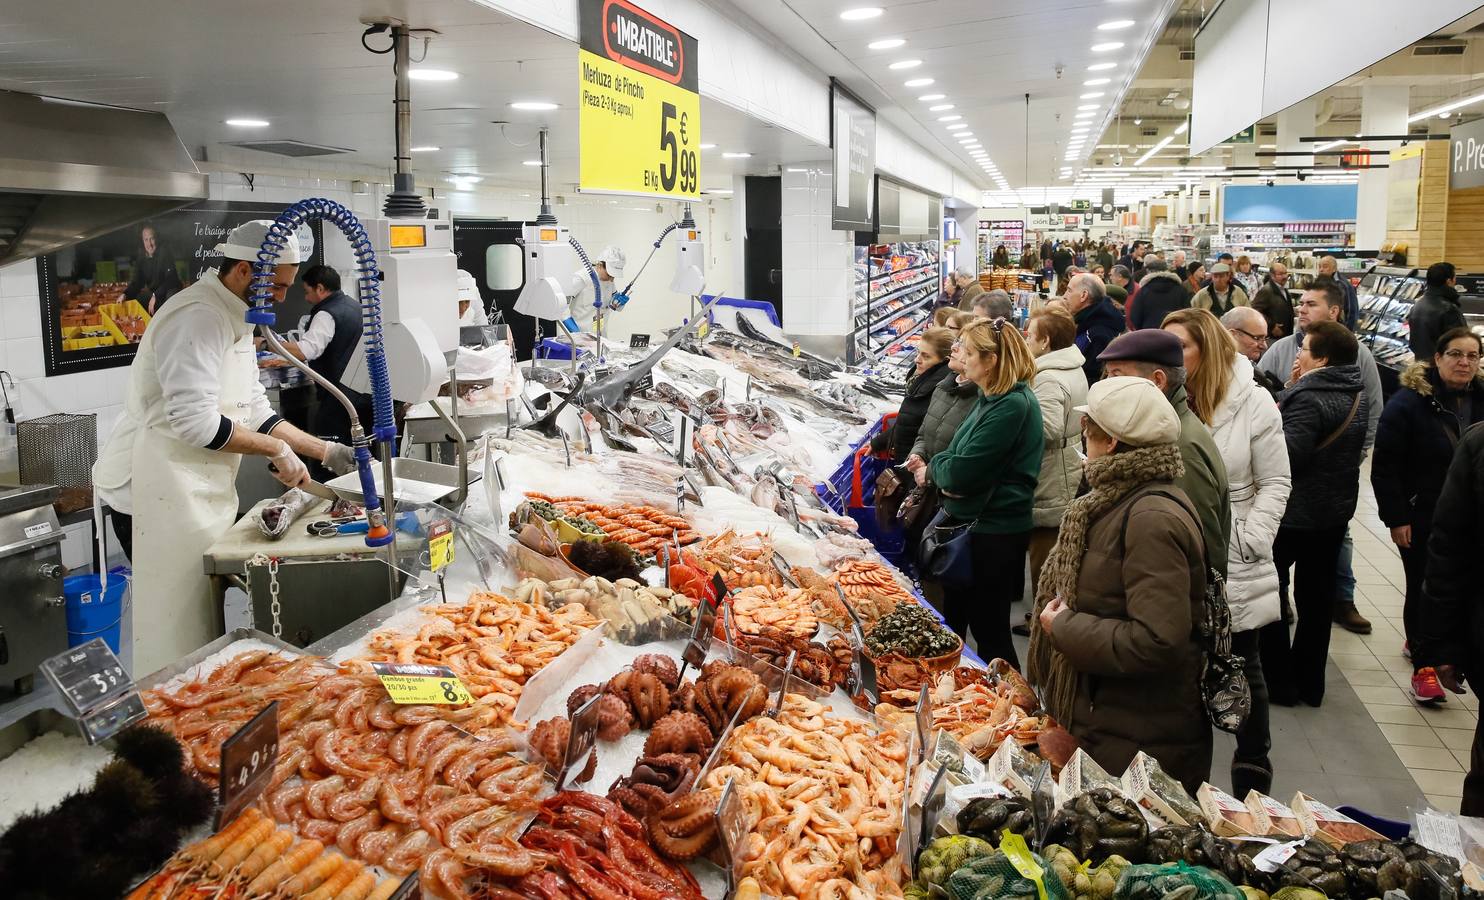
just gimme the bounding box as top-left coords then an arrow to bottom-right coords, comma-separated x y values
781,164 -> 854,339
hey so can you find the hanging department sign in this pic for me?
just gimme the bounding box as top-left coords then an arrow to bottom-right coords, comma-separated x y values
1450,117 -> 1484,191
579,0 -> 701,199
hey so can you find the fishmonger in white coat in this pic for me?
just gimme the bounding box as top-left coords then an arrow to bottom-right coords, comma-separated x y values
94,221 -> 356,674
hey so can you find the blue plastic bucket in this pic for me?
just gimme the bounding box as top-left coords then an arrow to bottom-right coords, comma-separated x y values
63,573 -> 126,653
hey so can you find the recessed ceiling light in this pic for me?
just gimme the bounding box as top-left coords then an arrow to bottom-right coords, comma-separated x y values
868,37 -> 905,49
1078,104 -> 1099,111
1081,92 -> 1105,100
1070,126 -> 1090,133
1133,118 -> 1142,125
522,160 -> 543,166
705,189 -> 735,195
510,101 -> 558,111
938,114 -> 961,122
722,152 -> 752,158
1085,77 -> 1111,86
929,104 -> 957,113
699,143 -> 716,150
1098,19 -> 1136,30
889,59 -> 922,70
918,93 -> 945,101
409,68 -> 459,81
448,175 -> 482,183
840,7 -> 883,20
1090,42 -> 1124,52
1075,112 -> 1095,119
225,118 -> 269,127
905,77 -> 934,87
410,146 -> 440,153
946,123 -> 967,130
1088,62 -> 1117,71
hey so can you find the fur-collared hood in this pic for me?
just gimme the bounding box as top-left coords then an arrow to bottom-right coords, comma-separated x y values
1138,270 -> 1184,289
1400,361 -> 1484,397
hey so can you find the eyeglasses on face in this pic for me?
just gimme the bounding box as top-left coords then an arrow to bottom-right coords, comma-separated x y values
1442,349 -> 1482,362
1232,328 -> 1267,344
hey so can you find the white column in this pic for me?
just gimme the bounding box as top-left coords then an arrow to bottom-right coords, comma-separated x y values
1356,84 -> 1409,249
1276,97 -> 1318,170
780,163 -> 853,349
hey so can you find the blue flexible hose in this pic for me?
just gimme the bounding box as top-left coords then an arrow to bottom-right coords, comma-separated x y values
247,198 -> 396,546
568,237 -> 602,313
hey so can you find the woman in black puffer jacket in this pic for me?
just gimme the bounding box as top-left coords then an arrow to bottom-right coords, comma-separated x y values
1259,321 -> 1369,708
871,327 -> 954,462
1372,326 -> 1484,691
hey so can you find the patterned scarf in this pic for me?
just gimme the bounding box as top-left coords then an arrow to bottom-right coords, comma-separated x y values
1026,443 -> 1185,724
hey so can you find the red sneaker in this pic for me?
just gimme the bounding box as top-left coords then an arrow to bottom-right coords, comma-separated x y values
1412,667 -> 1447,706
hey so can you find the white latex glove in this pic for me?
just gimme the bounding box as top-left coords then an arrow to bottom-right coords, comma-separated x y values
269,440 -> 309,489
322,441 -> 357,476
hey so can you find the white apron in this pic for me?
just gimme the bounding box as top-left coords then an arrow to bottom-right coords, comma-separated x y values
94,275 -> 261,675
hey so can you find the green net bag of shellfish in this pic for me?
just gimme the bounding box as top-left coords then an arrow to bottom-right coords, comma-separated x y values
1112,861 -> 1245,900
944,833 -> 1073,900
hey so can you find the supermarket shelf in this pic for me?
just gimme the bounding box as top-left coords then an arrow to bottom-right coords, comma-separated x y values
881,315 -> 931,356
871,274 -> 938,307
869,261 -> 935,285
861,291 -> 933,333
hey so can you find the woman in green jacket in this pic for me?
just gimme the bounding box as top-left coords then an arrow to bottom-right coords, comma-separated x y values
927,317 -> 1044,666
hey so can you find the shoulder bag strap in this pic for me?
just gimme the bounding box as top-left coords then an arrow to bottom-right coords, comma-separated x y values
1314,392 -> 1362,452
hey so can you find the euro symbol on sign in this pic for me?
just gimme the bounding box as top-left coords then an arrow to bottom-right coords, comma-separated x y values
680,112 -> 688,145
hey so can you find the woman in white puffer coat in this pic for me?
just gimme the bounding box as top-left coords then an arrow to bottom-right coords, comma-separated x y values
1164,308 -> 1291,798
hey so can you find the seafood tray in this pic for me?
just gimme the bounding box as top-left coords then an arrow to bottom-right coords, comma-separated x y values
135,627 -> 314,693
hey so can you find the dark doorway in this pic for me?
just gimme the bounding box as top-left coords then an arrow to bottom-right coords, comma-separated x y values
744,176 -> 782,320
452,218 -> 537,359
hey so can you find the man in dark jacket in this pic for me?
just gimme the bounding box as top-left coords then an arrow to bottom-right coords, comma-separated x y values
1052,244 -> 1075,286
1424,421 -> 1484,813
276,264 -> 373,480
1408,262 -> 1467,361
1067,273 -> 1125,384
1097,329 -> 1231,577
1260,321 -> 1369,707
1316,256 -> 1359,330
1249,262 -> 1295,339
1128,263 -> 1190,330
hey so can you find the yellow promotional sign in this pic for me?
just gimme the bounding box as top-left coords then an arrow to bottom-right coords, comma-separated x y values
579,0 -> 700,199
370,662 -> 474,705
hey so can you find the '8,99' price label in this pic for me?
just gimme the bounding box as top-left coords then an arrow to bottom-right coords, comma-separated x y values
427,519 -> 454,572
577,0 -> 701,200
371,662 -> 474,706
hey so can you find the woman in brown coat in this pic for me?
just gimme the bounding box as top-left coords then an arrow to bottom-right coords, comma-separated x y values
1028,376 -> 1212,792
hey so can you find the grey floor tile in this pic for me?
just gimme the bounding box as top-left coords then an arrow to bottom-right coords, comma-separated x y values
1436,728 -> 1476,752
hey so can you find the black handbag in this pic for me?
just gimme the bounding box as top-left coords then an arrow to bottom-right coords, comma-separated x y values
916,400 -> 1031,585
897,482 -> 938,531
1144,490 -> 1251,734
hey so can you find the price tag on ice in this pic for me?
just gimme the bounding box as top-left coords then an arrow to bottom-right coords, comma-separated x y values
558,693 -> 603,790
216,701 -> 279,830
427,518 -> 454,572
715,777 -> 750,886
371,662 -> 474,706
630,333 -> 651,349
836,586 -> 878,704
914,684 -> 933,767
681,585 -> 721,672
919,764 -> 951,850
388,872 -> 420,900
41,637 -> 134,714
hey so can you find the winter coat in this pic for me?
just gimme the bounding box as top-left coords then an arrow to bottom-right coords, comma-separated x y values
1276,364 -> 1369,529
1051,482 -> 1211,793
956,281 -> 986,311
1259,333 -> 1383,451
1422,422 -> 1484,674
1128,271 -> 1190,331
1234,269 -> 1262,298
929,381 -> 1044,534
1250,281 -> 1295,339
871,360 -> 952,463
1074,297 -> 1127,385
1020,250 -> 1039,270
1172,385 -> 1232,578
992,249 -> 1012,267
1209,354 -> 1291,631
1192,283 -> 1250,317
1031,345 -> 1090,528
1407,284 -> 1467,361
1371,362 -> 1484,531
910,373 -> 980,463
1052,247 -> 1074,276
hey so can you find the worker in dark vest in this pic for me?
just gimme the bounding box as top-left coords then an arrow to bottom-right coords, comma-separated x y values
276,264 -> 373,480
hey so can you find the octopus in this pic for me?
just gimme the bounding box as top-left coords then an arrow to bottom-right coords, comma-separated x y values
595,693 -> 634,742
565,684 -> 602,718
631,652 -> 680,689
607,670 -> 671,728
526,716 -> 596,784
630,753 -> 701,794
692,664 -> 768,733
646,790 -> 720,861
644,710 -> 714,757
669,680 -> 696,714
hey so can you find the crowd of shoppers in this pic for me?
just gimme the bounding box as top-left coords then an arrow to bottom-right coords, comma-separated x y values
874,245 -> 1480,794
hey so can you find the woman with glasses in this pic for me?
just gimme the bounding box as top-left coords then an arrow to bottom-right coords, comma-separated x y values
926,318 -> 1044,667
1259,321 -> 1369,707
1371,326 -> 1484,704
1163,308 -> 1291,794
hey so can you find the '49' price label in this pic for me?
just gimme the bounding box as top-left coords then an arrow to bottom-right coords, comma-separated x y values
371,662 -> 474,705
217,701 -> 279,830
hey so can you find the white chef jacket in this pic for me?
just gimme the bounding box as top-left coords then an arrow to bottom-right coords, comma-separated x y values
566,269 -> 616,329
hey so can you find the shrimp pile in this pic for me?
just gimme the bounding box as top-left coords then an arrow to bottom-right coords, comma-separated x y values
526,494 -> 700,553
488,791 -> 704,900
728,585 -> 820,639
125,807 -> 404,900
683,528 -> 786,589
702,694 -> 910,899
358,593 -> 599,723
790,564 -> 902,631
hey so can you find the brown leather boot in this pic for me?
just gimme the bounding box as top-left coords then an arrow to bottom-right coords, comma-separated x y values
1332,604 -> 1371,635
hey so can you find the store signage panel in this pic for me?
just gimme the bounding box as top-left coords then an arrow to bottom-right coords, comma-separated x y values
578,0 -> 701,200
1388,146 -> 1423,231
1450,117 -> 1484,191
831,82 -> 877,232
